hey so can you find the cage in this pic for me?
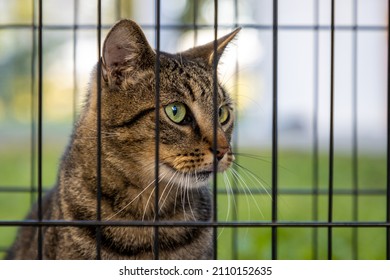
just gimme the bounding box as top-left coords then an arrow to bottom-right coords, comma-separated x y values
0,0 -> 389,260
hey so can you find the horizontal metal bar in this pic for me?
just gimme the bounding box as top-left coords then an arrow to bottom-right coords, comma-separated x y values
0,186 -> 387,196
220,188 -> 387,196
0,187 -> 50,193
0,23 -> 387,31
0,219 -> 389,228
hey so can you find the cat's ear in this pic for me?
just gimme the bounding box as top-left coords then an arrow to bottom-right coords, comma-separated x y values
180,28 -> 241,67
102,19 -> 155,81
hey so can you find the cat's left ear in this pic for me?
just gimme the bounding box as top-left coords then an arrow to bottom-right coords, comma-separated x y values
180,27 -> 241,67
101,19 -> 155,82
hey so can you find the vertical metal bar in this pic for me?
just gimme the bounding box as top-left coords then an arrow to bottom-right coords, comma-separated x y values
96,0 -> 102,260
328,0 -> 335,260
312,0 -> 320,260
37,0 -> 43,260
271,0 -> 278,260
73,0 -> 79,123
232,0 -> 239,260
212,0 -> 219,260
153,0 -> 161,260
387,0 -> 390,261
30,0 -> 37,208
351,0 -> 359,260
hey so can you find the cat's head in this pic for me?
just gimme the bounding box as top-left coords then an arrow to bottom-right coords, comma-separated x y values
86,19 -> 240,188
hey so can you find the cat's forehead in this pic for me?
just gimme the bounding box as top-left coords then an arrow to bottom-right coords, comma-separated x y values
159,53 -> 229,105
161,52 -> 210,78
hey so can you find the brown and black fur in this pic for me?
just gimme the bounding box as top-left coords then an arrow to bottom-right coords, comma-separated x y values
6,20 -> 240,260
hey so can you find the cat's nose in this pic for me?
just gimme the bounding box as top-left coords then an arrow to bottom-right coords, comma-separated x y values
212,146 -> 229,161
216,148 -> 228,161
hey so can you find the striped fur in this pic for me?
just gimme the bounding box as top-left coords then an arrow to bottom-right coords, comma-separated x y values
6,20 -> 240,260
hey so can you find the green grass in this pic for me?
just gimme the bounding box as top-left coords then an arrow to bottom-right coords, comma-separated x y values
0,143 -> 63,259
0,146 -> 387,259
215,149 -> 387,259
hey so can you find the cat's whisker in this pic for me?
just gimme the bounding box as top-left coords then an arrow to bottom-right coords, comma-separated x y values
180,176 -> 187,221
230,167 -> 264,219
227,171 -> 238,216
158,170 -> 179,213
227,169 -> 251,239
107,171 -> 167,221
231,152 -> 272,163
225,170 -> 239,221
186,173 -> 196,221
232,162 -> 272,200
173,177 -> 181,217
194,170 -> 198,183
224,172 -> 233,221
106,178 -> 156,221
171,171 -> 184,219
142,184 -> 157,222
229,168 -> 254,220
142,171 -> 169,221
217,172 -> 232,240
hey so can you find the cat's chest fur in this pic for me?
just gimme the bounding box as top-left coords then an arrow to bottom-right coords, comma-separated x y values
6,19 -> 239,260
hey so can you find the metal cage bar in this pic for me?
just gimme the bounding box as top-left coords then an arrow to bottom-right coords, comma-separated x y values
30,0 -> 37,209
232,0 -> 240,261
154,0 -> 161,261
351,0 -> 359,260
387,0 -> 390,261
212,0 -> 219,261
312,0 -> 320,260
95,0 -> 103,260
36,0 -> 43,261
1,220 -> 389,228
328,0 -> 335,260
0,23 -> 387,32
0,186 -> 387,196
271,0 -> 279,260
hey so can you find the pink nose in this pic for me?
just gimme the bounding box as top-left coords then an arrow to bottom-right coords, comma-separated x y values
215,146 -> 229,161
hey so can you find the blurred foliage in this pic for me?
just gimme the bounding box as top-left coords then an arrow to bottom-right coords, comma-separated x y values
180,0 -> 208,24
0,1 -> 63,123
0,0 -> 135,124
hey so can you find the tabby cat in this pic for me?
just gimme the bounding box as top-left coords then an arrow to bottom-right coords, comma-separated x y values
6,19 -> 240,260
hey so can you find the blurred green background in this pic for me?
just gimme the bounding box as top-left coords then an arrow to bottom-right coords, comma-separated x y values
0,146 -> 387,259
0,0 -> 389,260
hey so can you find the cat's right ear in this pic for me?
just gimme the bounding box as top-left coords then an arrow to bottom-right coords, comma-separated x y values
101,19 -> 155,82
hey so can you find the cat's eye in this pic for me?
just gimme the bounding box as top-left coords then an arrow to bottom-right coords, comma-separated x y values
165,102 -> 188,124
219,105 -> 230,125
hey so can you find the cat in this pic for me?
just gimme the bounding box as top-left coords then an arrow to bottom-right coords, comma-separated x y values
6,19 -> 240,260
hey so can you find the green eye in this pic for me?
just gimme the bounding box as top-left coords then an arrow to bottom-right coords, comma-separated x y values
219,105 -> 230,125
165,102 -> 187,124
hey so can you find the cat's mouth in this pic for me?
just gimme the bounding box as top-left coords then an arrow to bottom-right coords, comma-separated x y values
191,171 -> 213,181
160,163 -> 214,183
